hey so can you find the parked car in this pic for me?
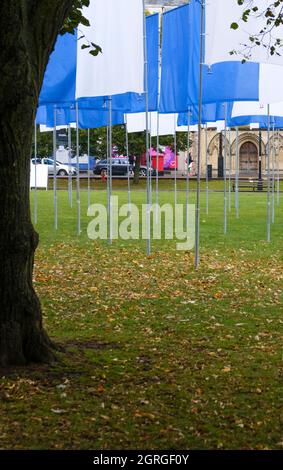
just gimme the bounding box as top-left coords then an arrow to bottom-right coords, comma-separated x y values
31,158 -> 77,176
93,158 -> 155,177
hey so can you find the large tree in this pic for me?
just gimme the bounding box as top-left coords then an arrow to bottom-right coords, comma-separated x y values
0,0 -> 90,366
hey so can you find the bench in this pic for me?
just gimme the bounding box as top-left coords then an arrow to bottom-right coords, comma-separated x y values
232,180 -> 269,192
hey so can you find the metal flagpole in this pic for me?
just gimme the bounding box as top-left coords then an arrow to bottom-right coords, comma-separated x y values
228,127 -> 232,212
155,111 -> 160,224
34,122 -> 38,225
53,106 -> 58,230
106,124 -> 110,240
125,116 -> 131,213
205,123 -> 209,215
258,128 -> 263,190
87,128 -> 91,208
75,102 -> 81,235
277,129 -> 280,206
272,121 -> 275,224
235,127 -> 239,219
186,109 -> 191,231
155,10 -> 162,222
267,104 -> 271,242
106,124 -> 110,223
174,114 -> 177,206
68,124 -> 73,208
224,103 -> 227,234
195,0 -> 205,269
109,97 -> 113,244
143,0 -> 151,256
149,113 -> 152,205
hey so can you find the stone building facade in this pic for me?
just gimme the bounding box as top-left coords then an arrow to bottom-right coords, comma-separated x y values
186,129 -> 283,178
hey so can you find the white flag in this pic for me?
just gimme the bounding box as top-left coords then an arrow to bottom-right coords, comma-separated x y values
232,101 -> 283,118
76,0 -> 144,98
205,0 -> 283,67
126,112 -> 177,136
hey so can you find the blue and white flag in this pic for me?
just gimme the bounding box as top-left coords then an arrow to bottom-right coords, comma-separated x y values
39,32 -> 78,105
159,2 -> 259,111
39,3 -> 158,113
204,0 -> 283,104
39,0 -> 146,108
188,0 -> 264,106
160,1 -> 283,112
178,103 -> 227,126
159,4 -> 190,113
36,105 -> 124,129
228,101 -> 283,128
228,115 -> 283,129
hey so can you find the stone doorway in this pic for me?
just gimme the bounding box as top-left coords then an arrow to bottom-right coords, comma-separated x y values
240,142 -> 258,174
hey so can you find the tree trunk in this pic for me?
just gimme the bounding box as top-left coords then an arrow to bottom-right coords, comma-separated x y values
0,0 -> 74,366
133,155 -> 141,185
0,122 -> 57,365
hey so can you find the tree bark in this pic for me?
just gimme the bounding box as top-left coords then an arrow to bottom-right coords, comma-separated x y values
0,0 -> 74,366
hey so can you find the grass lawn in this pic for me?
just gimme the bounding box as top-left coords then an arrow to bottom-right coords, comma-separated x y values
0,184 -> 282,450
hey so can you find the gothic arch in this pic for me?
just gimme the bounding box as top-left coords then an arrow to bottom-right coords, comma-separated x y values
207,134 -> 230,156
266,132 -> 283,154
230,132 -> 266,156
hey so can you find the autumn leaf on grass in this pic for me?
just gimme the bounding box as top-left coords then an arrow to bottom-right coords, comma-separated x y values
235,419 -> 244,428
51,408 -> 67,414
134,411 -> 156,420
89,287 -> 98,293
214,292 -> 223,299
100,415 -> 110,421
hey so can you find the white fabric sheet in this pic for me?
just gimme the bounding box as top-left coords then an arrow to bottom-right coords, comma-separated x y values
177,125 -> 195,132
76,0 -> 144,98
206,121 -> 225,131
30,165 -> 48,189
126,113 -> 147,134
259,64 -> 283,103
126,112 -> 177,135
205,0 -> 283,67
40,124 -> 76,132
232,101 -> 283,118
150,113 -> 176,136
126,113 -> 194,135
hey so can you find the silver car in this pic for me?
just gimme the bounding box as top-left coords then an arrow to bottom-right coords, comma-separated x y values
31,158 -> 76,176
